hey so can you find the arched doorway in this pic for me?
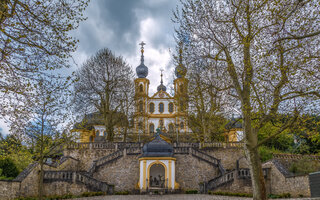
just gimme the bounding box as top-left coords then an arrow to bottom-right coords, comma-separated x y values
149,163 -> 165,188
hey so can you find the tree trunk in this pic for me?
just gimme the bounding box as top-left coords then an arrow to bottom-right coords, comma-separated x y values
245,146 -> 267,200
243,116 -> 267,200
38,159 -> 44,200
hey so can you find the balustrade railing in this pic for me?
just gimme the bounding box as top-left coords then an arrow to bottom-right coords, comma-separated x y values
43,171 -> 73,182
95,150 -> 123,168
207,170 -> 235,190
126,147 -> 141,155
43,171 -> 113,193
237,168 -> 270,179
200,142 -> 244,149
173,147 -> 189,154
67,141 -> 244,150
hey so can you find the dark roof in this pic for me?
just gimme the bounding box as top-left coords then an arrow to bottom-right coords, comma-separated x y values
73,112 -> 128,130
141,135 -> 173,157
225,117 -> 243,129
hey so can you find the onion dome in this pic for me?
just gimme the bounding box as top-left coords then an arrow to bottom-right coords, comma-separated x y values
175,47 -> 187,78
136,41 -> 148,78
225,115 -> 243,129
157,69 -> 167,92
142,130 -> 173,157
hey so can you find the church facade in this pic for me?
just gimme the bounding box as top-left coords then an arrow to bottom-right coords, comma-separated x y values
133,42 -> 190,138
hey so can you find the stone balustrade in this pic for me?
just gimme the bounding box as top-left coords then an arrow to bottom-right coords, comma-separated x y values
173,147 -> 190,154
67,141 -> 245,150
43,171 -> 73,183
207,170 -> 235,190
273,153 -> 320,161
200,142 -> 244,149
43,171 -> 113,194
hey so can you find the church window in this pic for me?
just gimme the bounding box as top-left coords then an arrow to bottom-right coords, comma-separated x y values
169,103 -> 174,113
103,131 -> 107,137
180,122 -> 184,129
180,84 -> 184,93
159,102 -> 164,113
139,101 -> 143,112
169,124 -> 174,134
139,84 -> 143,93
149,124 -> 154,134
138,122 -> 143,129
180,101 -> 184,111
159,119 -> 164,129
149,103 -> 155,113
95,130 -> 100,137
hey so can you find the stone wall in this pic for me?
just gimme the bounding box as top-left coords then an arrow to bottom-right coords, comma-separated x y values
175,154 -> 219,190
93,154 -> 140,192
264,161 -> 310,197
0,180 -> 20,200
203,148 -> 247,169
215,174 -> 253,194
64,148 -> 114,171
43,181 -> 89,196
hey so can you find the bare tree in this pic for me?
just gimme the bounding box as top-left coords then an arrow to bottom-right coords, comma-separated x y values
0,0 -> 88,130
73,48 -> 135,141
174,0 -> 320,199
24,78 -> 73,200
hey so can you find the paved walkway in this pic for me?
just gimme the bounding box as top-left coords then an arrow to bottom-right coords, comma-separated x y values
73,194 -> 317,200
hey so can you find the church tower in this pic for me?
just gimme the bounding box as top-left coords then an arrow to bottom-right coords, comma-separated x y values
174,46 -> 189,134
134,42 -> 149,136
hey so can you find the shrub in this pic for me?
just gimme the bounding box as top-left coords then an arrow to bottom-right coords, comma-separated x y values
0,158 -> 19,178
81,191 -> 105,197
115,191 -> 129,195
209,191 -> 253,197
268,193 -> 291,199
185,190 -> 198,194
289,157 -> 320,175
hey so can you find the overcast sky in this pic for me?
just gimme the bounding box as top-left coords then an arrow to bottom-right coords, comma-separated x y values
72,0 -> 180,93
0,0 -> 180,136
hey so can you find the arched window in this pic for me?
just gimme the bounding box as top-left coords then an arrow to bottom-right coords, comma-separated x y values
180,101 -> 184,111
159,103 -> 164,113
180,84 -> 184,93
139,101 -> 143,112
103,131 -> 107,137
138,122 -> 143,129
169,103 -> 174,113
149,124 -> 154,134
159,119 -> 164,129
180,122 -> 184,129
95,130 -> 100,137
169,124 -> 174,134
149,103 -> 155,113
139,84 -> 143,92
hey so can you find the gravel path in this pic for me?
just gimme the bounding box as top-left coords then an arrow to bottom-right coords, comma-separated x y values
73,194 -> 318,200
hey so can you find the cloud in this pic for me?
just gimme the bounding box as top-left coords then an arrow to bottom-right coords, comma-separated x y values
0,119 -> 9,136
71,0 -> 180,95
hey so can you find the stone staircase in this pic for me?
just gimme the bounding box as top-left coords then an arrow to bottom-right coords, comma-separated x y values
174,147 -> 225,175
190,148 -> 226,175
207,170 -> 235,190
206,168 -> 271,191
88,147 -> 142,174
88,149 -> 124,174
43,171 -> 114,194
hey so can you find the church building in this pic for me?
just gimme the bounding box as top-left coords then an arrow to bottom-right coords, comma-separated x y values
133,42 -> 190,138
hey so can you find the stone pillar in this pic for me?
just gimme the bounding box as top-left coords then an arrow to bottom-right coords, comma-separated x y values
143,160 -> 147,190
123,148 -> 127,157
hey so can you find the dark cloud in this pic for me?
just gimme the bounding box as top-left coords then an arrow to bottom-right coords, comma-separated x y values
73,0 -> 180,60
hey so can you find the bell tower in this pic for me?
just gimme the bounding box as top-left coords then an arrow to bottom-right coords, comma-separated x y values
174,45 -> 189,134
134,41 -> 149,136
